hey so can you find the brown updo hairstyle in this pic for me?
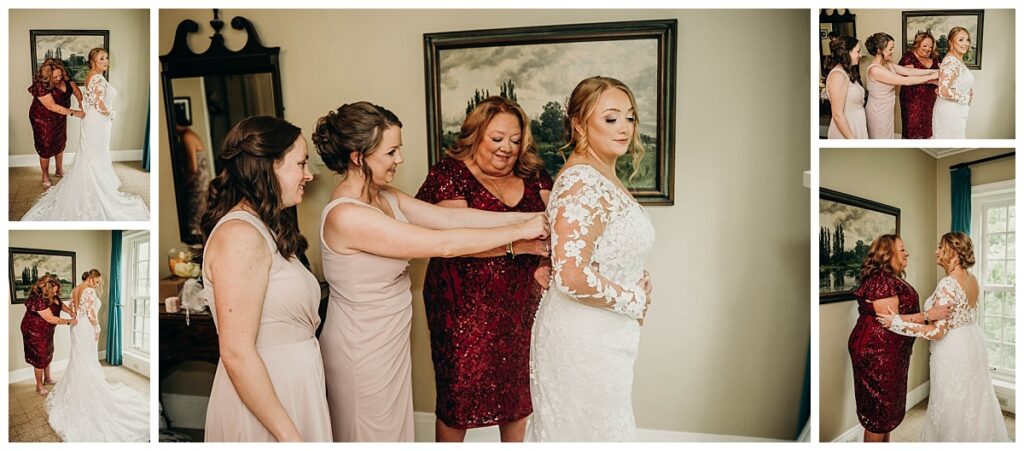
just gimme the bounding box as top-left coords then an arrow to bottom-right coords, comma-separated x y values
860,234 -> 905,280
939,232 -> 975,269
200,116 -> 307,260
447,96 -> 545,180
826,35 -> 862,85
908,31 -> 938,60
34,58 -> 70,89
87,47 -> 107,69
312,102 -> 402,200
946,27 -> 971,55
563,76 -> 645,181
865,32 -> 894,57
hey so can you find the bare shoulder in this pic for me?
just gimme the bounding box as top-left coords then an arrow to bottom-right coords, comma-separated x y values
205,219 -> 271,266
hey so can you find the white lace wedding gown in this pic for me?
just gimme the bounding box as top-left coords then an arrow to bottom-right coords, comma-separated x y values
22,74 -> 149,221
889,277 -> 1009,441
526,165 -> 655,442
45,287 -> 149,442
932,55 -> 974,139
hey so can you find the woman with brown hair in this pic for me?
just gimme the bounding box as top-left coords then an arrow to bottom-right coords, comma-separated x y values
899,31 -> 941,139
415,96 -> 551,442
527,76 -> 654,441
825,36 -> 869,139
20,275 -> 76,396
313,101 -> 546,442
847,235 -> 949,442
200,116 -> 331,441
877,233 -> 1009,441
932,27 -> 975,138
27,58 -> 84,188
862,32 -> 937,139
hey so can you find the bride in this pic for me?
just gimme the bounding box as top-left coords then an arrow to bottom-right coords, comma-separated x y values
45,269 -> 149,442
527,76 -> 654,442
932,27 -> 975,139
22,48 -> 149,221
879,232 -> 1009,441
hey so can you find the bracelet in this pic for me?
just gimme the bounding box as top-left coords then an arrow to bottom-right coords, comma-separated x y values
506,242 -> 514,259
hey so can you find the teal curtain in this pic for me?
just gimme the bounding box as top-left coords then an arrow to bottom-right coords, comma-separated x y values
142,98 -> 151,172
951,167 -> 971,233
105,230 -> 123,365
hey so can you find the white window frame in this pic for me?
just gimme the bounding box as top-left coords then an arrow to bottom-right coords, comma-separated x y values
121,231 -> 151,358
970,180 -> 1015,384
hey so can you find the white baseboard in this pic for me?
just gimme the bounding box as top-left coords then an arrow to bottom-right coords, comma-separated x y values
10,350 -> 110,383
122,351 -> 150,378
993,379 -> 1016,414
412,412 -> 782,442
163,393 -> 209,430
9,149 -> 143,167
834,381 -> 931,442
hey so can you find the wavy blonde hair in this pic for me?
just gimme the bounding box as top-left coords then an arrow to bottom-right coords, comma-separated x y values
860,234 -> 906,280
563,76 -> 645,181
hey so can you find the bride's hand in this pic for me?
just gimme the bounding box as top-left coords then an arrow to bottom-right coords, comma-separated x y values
70,318 -> 78,326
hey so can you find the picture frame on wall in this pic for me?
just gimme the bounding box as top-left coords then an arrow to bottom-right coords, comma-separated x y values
30,29 -> 110,85
819,188 -> 900,303
173,96 -> 193,126
902,10 -> 984,69
8,247 -> 77,304
423,19 -> 677,205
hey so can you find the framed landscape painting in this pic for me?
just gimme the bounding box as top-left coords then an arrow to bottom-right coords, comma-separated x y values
30,29 -> 109,84
902,10 -> 983,69
819,189 -> 900,303
9,247 -> 77,304
424,19 -> 677,204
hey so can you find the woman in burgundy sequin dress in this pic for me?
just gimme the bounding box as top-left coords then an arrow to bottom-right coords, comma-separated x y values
20,275 -> 76,396
848,235 -> 947,442
416,97 -> 552,442
899,32 -> 940,139
28,59 -> 84,188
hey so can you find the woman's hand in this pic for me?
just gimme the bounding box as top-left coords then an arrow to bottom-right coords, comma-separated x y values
70,318 -> 78,327
638,271 -> 653,326
533,259 -> 552,290
519,215 -> 549,241
516,238 -> 550,257
927,301 -> 952,322
877,312 -> 896,328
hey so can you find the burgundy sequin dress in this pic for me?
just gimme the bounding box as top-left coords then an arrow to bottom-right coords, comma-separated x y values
898,52 -> 939,139
415,157 -> 552,429
28,79 -> 74,158
848,271 -> 919,433
20,292 -> 62,368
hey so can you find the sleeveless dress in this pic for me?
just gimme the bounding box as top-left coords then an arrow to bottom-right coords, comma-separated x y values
21,74 -> 149,221
526,165 -> 656,441
826,66 -> 869,139
932,55 -> 974,139
28,78 -> 74,158
45,287 -> 149,441
865,63 -> 896,139
415,157 -> 552,429
319,191 -> 415,442
848,272 -> 919,433
898,52 -> 939,139
203,211 -> 332,442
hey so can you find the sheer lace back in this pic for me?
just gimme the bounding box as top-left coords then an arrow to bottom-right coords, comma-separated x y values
924,276 -> 977,334
83,74 -> 116,118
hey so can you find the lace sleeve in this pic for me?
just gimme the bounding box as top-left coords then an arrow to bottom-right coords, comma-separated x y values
82,288 -> 101,334
937,57 -> 970,105
888,278 -> 967,340
548,173 -> 646,319
86,75 -> 116,119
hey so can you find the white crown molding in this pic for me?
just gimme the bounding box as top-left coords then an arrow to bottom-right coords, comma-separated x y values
919,148 -> 979,159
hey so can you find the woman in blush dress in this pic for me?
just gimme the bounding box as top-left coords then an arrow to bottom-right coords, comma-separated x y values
899,32 -> 941,139
848,235 -> 950,442
416,96 -> 551,442
27,58 -> 84,188
862,32 -> 937,139
313,102 -> 546,442
932,27 -> 975,139
825,36 -> 869,139
20,275 -> 77,396
201,116 -> 331,442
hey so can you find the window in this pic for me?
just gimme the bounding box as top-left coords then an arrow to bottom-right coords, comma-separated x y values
122,232 -> 151,356
971,182 -> 1015,381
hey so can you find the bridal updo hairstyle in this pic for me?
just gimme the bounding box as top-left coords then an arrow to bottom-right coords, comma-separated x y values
87,48 -> 107,69
860,234 -> 905,280
312,102 -> 402,199
82,269 -> 102,282
563,76 -> 645,181
939,232 -> 975,269
200,116 -> 307,260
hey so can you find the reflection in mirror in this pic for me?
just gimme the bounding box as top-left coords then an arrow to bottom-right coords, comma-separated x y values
168,73 -> 278,240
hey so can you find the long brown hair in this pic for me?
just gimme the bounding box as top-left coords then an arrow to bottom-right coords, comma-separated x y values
200,116 -> 308,259
860,234 -> 905,280
34,58 -> 69,89
312,102 -> 402,203
563,76 -> 645,181
447,96 -> 544,180
826,35 -> 861,85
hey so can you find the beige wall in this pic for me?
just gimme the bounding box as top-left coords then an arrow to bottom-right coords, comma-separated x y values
8,9 -> 150,156
819,147 -> 1015,441
9,230 -> 111,372
159,9 -> 810,439
852,9 -> 1015,139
